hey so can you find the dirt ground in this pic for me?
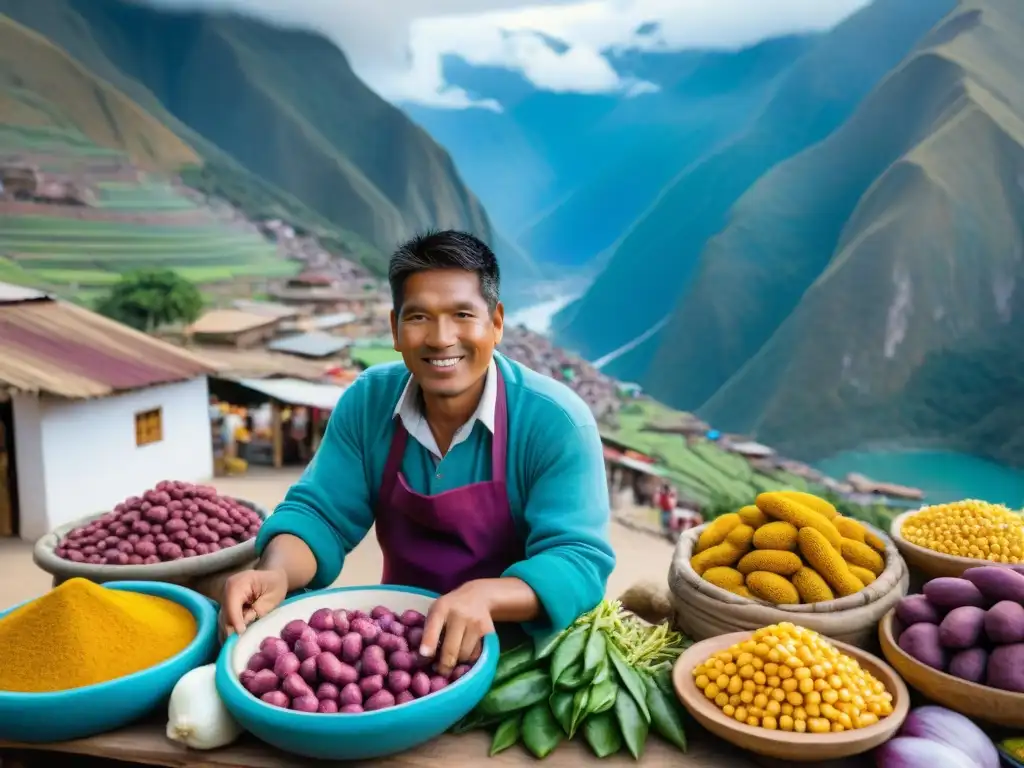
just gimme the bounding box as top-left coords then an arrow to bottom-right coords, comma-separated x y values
0,468 -> 675,611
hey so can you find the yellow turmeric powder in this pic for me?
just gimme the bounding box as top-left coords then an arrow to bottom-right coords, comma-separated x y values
0,578 -> 196,693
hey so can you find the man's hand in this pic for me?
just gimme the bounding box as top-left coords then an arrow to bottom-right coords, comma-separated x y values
219,568 -> 289,640
419,581 -> 495,676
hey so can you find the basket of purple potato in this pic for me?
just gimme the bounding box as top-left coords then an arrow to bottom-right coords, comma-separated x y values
215,584 -> 499,760
878,564 -> 1024,728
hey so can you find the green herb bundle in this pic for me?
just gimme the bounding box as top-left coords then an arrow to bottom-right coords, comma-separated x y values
451,600 -> 692,759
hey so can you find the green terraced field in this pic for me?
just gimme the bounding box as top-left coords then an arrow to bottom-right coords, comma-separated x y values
0,127 -> 300,301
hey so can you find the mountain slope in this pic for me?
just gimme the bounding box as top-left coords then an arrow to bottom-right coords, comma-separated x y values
553,0 -> 955,371
0,15 -> 196,170
689,0 -> 1024,464
1,0 -> 493,267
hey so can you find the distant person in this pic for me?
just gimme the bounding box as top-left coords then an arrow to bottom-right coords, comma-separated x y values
656,483 -> 677,530
221,230 -> 615,675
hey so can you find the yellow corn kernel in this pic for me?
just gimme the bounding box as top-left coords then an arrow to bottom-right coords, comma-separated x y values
762,716 -> 778,730
779,715 -> 794,731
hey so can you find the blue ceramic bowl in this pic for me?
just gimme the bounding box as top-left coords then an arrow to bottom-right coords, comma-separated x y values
216,585 -> 499,760
0,580 -> 218,743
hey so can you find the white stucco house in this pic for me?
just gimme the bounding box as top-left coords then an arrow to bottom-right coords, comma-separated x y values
0,282 -> 218,541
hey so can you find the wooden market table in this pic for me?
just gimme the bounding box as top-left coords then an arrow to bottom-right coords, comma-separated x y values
0,717 -> 872,768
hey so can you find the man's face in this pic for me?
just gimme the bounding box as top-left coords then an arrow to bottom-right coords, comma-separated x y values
391,269 -> 504,398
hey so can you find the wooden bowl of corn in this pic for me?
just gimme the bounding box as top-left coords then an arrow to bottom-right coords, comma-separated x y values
673,623 -> 908,761
890,501 -> 1024,580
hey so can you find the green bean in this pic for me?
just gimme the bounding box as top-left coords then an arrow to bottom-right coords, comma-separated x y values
569,687 -> 590,737
549,690 -> 575,736
606,644 -> 651,723
522,701 -> 564,759
583,711 -> 623,758
489,715 -> 521,756
478,670 -> 551,717
613,681 -> 649,760
644,673 -> 687,752
494,644 -> 536,685
588,678 -> 619,714
550,625 -> 588,685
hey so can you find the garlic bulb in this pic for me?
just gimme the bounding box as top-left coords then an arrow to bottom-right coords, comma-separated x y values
166,664 -> 243,750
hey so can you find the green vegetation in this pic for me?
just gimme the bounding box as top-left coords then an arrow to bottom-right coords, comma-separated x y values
349,346 -> 403,369
95,269 -> 203,332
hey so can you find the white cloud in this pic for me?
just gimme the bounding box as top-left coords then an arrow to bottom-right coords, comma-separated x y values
144,0 -> 872,108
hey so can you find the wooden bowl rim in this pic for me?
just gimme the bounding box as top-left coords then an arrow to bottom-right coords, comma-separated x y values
889,509 -> 1001,572
673,630 -> 909,753
878,609 -> 1024,706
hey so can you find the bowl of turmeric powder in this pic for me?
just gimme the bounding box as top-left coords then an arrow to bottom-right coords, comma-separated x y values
0,578 -> 218,743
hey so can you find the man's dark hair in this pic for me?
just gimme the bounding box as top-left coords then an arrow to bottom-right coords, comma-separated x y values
389,230 -> 500,312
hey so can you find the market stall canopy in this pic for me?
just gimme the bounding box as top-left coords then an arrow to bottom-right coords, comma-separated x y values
234,377 -> 347,410
0,281 -> 217,399
267,332 -> 351,359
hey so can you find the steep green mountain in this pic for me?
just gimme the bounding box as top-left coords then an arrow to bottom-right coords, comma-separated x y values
676,0 -> 1024,466
553,0 -> 955,371
1,0 -> 493,273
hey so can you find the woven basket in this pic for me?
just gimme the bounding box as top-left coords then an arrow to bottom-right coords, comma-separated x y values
32,498 -> 269,601
668,520 -> 909,650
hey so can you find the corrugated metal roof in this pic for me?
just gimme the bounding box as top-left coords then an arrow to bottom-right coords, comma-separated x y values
190,345 -> 331,381
0,298 -> 217,398
307,312 -> 357,330
235,377 -> 347,410
267,332 -> 351,358
231,299 -> 301,319
187,309 -> 280,335
0,282 -> 49,304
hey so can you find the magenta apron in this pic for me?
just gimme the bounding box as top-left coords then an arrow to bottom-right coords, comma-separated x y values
375,366 -> 523,595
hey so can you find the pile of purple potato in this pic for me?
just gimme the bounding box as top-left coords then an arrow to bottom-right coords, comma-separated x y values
241,605 -> 475,713
55,481 -> 262,564
895,565 -> 1024,693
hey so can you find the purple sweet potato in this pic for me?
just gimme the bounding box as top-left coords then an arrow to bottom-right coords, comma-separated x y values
359,675 -> 384,697
923,577 -> 985,610
938,606 -> 986,649
948,647 -> 988,683
896,594 -> 942,626
899,622 -> 948,671
962,566 -> 1024,604
984,601 -> 1024,644
339,683 -> 362,707
365,690 -> 396,711
986,643 -> 1024,692
410,671 -> 431,698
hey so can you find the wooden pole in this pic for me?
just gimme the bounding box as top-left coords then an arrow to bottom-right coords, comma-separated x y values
271,401 -> 284,469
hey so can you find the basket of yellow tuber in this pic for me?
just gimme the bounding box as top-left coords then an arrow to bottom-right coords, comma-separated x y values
668,492 -> 909,649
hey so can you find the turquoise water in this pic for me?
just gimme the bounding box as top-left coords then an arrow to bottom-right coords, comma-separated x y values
815,449 -> 1024,508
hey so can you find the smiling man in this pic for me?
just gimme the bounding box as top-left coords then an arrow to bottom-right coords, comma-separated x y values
221,230 -> 615,674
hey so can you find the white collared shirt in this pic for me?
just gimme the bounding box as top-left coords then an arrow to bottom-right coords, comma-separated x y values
393,360 -> 497,462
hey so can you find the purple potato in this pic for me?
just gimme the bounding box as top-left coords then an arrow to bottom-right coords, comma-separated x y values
291,694 -> 319,712
332,610 -> 351,634
949,647 -> 988,683
370,605 -> 392,620
316,682 -> 340,701
299,656 -> 319,686
406,627 -> 424,649
294,638 -> 321,661
899,623 -> 948,671
389,623 -> 407,639
361,655 -> 388,678
282,673 -> 313,700
351,618 -> 380,643
340,632 -> 363,663
377,632 -> 404,653
388,651 -> 417,672
261,691 -> 290,708
452,664 -> 471,681
365,690 -> 396,711
395,691 -> 415,706
281,620 -> 310,646
410,671 -> 430,698
339,704 -> 364,714
246,669 -> 280,696
246,652 -> 272,672
895,595 -> 941,627
339,683 -> 363,707
308,608 -> 336,632
260,636 -> 290,662
318,699 -> 339,714
359,675 -> 384,697
429,675 -> 449,693
401,610 -> 426,628
317,653 -> 359,686
273,652 -> 301,678
317,630 -> 343,655
240,670 -> 256,689
387,670 -> 412,694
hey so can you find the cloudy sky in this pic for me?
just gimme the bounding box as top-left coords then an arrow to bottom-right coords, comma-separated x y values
146,0 -> 871,108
